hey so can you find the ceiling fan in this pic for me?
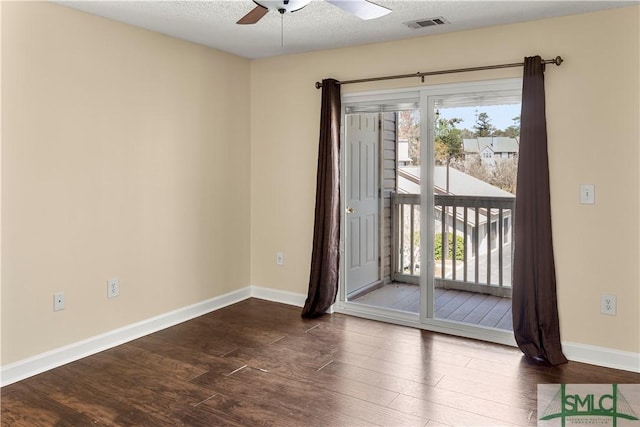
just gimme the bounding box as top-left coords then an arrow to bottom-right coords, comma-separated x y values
237,0 -> 391,24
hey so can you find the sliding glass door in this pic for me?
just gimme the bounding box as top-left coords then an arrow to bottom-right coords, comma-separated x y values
338,80 -> 520,346
422,80 -> 520,344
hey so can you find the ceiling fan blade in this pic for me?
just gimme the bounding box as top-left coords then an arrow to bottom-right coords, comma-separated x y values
237,5 -> 269,25
325,0 -> 391,20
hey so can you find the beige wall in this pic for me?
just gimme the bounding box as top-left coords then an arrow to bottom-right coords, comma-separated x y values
1,2 -> 638,368
251,7 -> 640,353
1,2 -> 251,364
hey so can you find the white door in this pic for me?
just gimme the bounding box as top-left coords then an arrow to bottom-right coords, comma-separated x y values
345,113 -> 380,295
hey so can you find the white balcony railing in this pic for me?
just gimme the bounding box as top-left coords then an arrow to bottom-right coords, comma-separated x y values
391,193 -> 515,297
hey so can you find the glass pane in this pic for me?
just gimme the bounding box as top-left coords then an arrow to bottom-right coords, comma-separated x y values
433,96 -> 519,331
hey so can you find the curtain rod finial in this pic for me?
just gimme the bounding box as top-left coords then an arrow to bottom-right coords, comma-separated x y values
554,56 -> 563,66
315,81 -> 323,89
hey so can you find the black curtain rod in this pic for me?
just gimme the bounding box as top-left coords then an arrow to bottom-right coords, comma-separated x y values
314,56 -> 563,89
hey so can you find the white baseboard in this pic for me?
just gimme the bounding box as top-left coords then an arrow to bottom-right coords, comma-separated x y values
250,286 -> 333,313
251,285 -> 307,307
0,286 -> 252,387
3,287 -> 637,387
563,341 -> 640,373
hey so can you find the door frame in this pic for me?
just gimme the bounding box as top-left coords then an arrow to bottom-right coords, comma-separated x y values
337,88 -> 422,324
336,82 -> 518,347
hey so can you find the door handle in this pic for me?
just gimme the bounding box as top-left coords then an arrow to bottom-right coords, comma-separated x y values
346,207 -> 355,214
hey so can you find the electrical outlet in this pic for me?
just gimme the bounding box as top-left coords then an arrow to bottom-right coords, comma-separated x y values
600,294 -> 616,315
276,252 -> 284,266
107,278 -> 120,298
53,292 -> 65,311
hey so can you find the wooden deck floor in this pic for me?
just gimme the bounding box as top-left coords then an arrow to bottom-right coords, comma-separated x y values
2,298 -> 638,426
352,284 -> 513,330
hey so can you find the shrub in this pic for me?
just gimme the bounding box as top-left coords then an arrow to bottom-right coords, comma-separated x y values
434,233 -> 464,260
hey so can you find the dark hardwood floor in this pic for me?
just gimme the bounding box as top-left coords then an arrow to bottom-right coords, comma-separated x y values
2,298 -> 638,426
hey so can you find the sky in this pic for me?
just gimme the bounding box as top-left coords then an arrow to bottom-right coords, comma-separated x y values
438,104 -> 521,131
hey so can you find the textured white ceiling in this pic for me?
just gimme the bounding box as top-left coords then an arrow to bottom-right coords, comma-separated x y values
55,0 -> 637,59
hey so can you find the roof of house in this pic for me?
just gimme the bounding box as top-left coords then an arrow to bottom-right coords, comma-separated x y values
493,137 -> 519,153
463,137 -> 519,154
398,166 -> 514,197
463,138 -> 491,153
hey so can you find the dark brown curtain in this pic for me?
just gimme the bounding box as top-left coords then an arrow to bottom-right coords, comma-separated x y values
302,79 -> 341,318
512,56 -> 567,365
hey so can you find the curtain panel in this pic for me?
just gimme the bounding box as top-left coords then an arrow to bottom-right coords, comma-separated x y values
302,79 -> 341,318
512,56 -> 567,365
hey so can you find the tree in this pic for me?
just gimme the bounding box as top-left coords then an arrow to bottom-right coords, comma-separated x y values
459,128 -> 474,139
473,111 -> 496,137
434,117 -> 463,165
491,157 -> 518,194
434,116 -> 463,261
494,115 -> 520,138
451,154 -> 518,194
451,156 -> 491,183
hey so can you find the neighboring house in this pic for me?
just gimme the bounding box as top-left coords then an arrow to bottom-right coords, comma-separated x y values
397,138 -> 412,166
463,137 -> 519,166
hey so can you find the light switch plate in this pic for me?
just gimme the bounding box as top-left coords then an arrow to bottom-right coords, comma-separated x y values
580,184 -> 595,204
